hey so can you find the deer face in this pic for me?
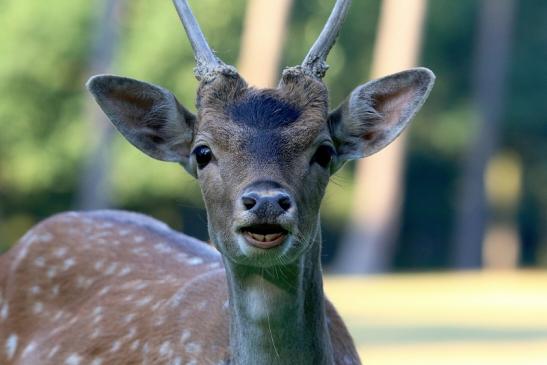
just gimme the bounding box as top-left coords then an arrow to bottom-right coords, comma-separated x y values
86,0 -> 434,268
87,67 -> 434,267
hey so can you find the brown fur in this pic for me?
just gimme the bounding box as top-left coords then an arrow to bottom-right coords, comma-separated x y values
0,211 -> 359,364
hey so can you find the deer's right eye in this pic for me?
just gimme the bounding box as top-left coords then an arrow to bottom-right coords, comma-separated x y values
193,145 -> 213,169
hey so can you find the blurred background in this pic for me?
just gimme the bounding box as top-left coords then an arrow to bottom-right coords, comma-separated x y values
0,0 -> 546,363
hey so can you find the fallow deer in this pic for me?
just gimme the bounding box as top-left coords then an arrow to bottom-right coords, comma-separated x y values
0,0 -> 434,364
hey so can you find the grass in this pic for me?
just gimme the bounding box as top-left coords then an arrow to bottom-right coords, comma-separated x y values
324,271 -> 547,365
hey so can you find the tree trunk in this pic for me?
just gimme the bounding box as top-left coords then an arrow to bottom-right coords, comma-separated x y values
453,0 -> 515,268
333,0 -> 428,274
237,0 -> 293,88
75,0 -> 125,210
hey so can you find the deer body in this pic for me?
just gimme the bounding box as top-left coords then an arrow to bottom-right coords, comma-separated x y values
0,210 -> 357,364
1,0 -> 435,364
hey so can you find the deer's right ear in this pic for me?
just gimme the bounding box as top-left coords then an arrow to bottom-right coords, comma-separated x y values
86,75 -> 197,174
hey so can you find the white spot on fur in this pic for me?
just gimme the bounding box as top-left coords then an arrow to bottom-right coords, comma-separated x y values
130,339 -> 140,351
1,303 -> 9,321
171,357 -> 182,365
185,342 -> 202,354
30,285 -> 41,295
131,247 -> 146,255
47,267 -> 58,279
159,341 -> 172,356
53,246 -> 68,258
90,328 -> 101,339
94,259 -> 105,271
124,313 -> 136,324
136,295 -> 153,307
197,300 -> 208,310
65,353 -> 82,365
104,262 -> 118,275
22,341 -> 37,358
180,329 -> 191,343
91,358 -> 103,365
98,285 -> 111,297
51,284 -> 60,297
119,229 -> 130,236
34,256 -> 46,267
187,257 -> 204,266
63,257 -> 76,270
48,345 -> 60,359
33,301 -> 44,314
133,235 -> 145,243
118,266 -> 132,277
5,334 -> 18,360
110,340 -> 121,353
154,243 -> 173,254
53,310 -> 65,322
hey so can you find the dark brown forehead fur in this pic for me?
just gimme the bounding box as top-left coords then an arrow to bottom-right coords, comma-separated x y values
195,72 -> 330,154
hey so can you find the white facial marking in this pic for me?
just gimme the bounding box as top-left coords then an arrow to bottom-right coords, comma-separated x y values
65,353 -> 82,365
22,341 -> 37,358
5,334 -> 18,360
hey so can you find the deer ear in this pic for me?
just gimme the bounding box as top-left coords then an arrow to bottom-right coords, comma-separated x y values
86,75 -> 197,173
329,68 -> 435,172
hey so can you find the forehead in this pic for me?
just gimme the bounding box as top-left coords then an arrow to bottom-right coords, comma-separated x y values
198,87 -> 330,157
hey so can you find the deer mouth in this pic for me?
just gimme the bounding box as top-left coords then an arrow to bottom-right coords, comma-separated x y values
240,224 -> 288,249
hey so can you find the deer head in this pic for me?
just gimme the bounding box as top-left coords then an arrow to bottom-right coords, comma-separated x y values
86,0 -> 434,270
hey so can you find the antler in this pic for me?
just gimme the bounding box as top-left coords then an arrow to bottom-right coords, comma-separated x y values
301,0 -> 352,79
172,0 -> 234,81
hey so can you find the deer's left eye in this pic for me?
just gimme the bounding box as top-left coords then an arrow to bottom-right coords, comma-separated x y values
311,145 -> 335,168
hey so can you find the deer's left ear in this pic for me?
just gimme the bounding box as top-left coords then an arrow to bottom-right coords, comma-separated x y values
87,75 -> 197,175
329,68 -> 435,172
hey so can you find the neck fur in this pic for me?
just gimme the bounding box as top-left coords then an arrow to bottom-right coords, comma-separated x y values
221,226 -> 334,365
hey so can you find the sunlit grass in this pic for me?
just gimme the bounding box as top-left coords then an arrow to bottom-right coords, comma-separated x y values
325,271 -> 547,365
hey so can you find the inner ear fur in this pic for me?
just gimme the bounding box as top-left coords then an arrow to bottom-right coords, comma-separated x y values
329,67 -> 435,164
87,75 -> 196,167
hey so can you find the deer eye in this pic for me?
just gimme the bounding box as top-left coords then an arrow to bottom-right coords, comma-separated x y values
192,145 -> 213,169
311,145 -> 335,168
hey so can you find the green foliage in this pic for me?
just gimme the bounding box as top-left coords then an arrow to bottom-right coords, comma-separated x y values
0,0 -> 545,269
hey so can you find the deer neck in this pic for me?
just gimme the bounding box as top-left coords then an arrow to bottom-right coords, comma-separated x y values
221,224 -> 334,365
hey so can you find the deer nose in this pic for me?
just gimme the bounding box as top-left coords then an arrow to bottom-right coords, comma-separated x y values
240,185 -> 294,217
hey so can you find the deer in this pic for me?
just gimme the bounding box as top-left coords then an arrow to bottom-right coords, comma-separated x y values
0,0 -> 434,364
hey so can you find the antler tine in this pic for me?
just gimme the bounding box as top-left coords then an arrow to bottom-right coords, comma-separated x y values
301,0 -> 352,79
172,0 -> 232,81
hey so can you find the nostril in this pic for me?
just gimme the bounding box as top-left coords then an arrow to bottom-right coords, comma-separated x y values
242,195 -> 257,210
278,196 -> 292,211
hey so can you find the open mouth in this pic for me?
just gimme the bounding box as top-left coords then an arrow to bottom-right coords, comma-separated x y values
240,224 -> 288,249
